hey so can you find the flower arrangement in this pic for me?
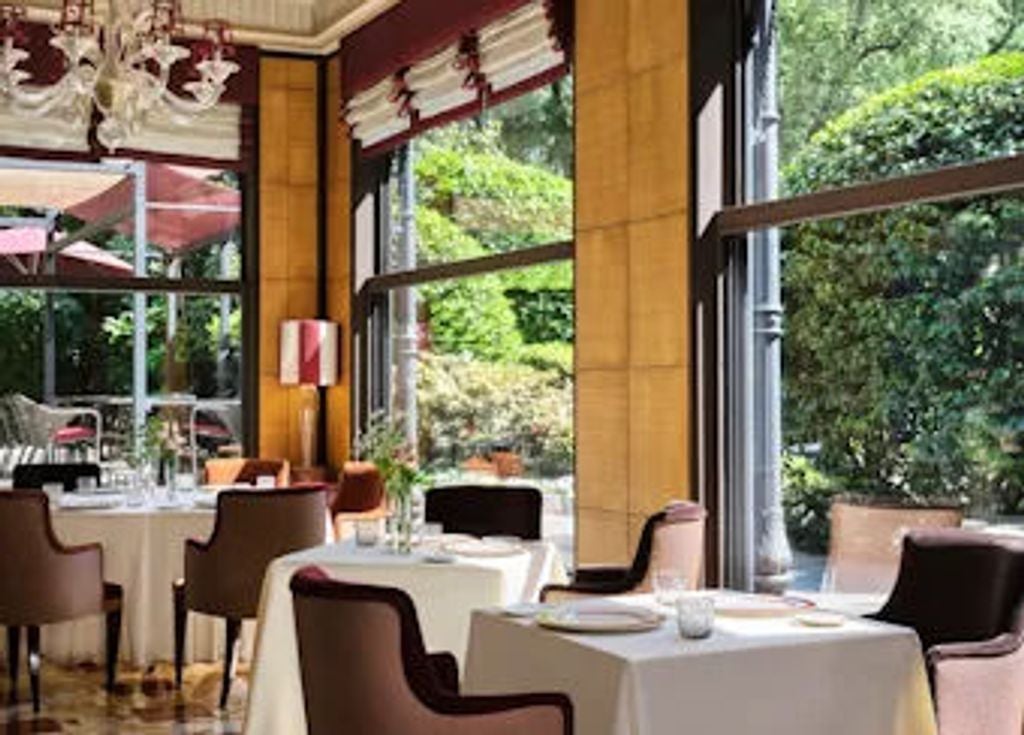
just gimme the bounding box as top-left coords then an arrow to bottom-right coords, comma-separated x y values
355,412 -> 424,502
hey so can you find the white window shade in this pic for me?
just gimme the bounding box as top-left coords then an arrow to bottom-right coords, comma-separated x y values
344,0 -> 568,151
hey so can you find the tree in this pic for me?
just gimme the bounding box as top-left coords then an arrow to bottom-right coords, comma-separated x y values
778,0 -> 1024,165
783,53 -> 1024,514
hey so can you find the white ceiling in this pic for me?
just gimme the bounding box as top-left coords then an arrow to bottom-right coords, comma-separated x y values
18,0 -> 398,53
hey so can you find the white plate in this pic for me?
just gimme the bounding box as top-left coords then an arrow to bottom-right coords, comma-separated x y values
443,538 -> 525,558
502,602 -> 552,618
795,611 -> 846,628
57,495 -> 124,511
713,592 -> 815,618
537,603 -> 664,633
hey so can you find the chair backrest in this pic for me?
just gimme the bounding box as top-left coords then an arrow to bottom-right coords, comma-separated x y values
332,461 -> 385,514
290,567 -> 571,735
824,496 -> 964,594
203,457 -> 290,488
425,485 -> 542,540
876,530 -> 1024,651
13,462 -> 101,493
0,491 -> 104,625
628,502 -> 706,592
185,487 -> 325,618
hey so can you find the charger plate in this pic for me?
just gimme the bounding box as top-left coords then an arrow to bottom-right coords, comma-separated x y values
443,538 -> 525,558
537,603 -> 664,633
713,591 -> 815,618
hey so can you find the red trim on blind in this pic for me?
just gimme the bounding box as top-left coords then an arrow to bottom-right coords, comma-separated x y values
341,0 -> 534,101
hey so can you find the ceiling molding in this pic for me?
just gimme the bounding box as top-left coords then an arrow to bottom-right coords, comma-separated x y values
18,0 -> 399,55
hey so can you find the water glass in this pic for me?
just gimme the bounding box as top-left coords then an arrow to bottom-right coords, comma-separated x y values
77,476 -> 98,494
42,482 -> 63,506
652,569 -> 687,607
676,594 -> 715,639
355,519 -> 382,547
420,522 -> 444,548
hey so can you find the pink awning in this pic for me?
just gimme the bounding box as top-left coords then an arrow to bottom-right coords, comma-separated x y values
0,227 -> 133,278
66,163 -> 241,255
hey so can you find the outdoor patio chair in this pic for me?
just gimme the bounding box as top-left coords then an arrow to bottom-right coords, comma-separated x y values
0,491 -> 123,712
872,530 -> 1024,735
823,495 -> 964,594
172,487 -> 325,707
3,394 -> 102,461
290,566 -> 573,735
425,484 -> 542,540
13,461 -> 101,493
202,457 -> 290,488
541,501 -> 706,602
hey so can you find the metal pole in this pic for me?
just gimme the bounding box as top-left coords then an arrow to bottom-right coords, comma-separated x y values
132,163 -> 148,459
217,240 -> 234,393
42,209 -> 57,405
751,1 -> 792,593
392,143 -> 418,450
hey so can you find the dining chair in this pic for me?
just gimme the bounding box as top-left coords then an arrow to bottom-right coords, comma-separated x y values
12,461 -> 101,493
202,457 -> 291,487
331,461 -> 388,540
172,487 -> 325,707
425,485 -> 542,540
290,565 -> 573,735
823,495 -> 964,594
0,491 -> 123,712
873,530 -> 1024,735
541,501 -> 706,603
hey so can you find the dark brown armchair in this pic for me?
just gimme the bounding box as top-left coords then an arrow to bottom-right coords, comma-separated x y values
0,491 -> 122,712
290,566 -> 573,735
425,485 -> 542,540
172,487 -> 325,708
873,530 -> 1024,735
542,501 -> 706,602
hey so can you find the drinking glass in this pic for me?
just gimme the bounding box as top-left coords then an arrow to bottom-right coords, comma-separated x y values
255,474 -> 277,489
76,476 -> 98,494
652,569 -> 687,607
355,519 -> 382,547
420,522 -> 443,549
676,594 -> 715,639
42,482 -> 63,507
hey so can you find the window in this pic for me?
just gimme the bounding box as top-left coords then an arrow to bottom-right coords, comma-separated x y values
0,157 -> 248,479
354,82 -> 575,560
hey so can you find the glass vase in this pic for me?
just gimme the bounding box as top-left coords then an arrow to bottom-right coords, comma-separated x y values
390,493 -> 414,554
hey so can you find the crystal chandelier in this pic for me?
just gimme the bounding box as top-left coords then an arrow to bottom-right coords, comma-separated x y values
0,0 -> 238,151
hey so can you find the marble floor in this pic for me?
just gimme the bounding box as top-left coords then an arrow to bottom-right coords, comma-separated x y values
0,660 -> 248,734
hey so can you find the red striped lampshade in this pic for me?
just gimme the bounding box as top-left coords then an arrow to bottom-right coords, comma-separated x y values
279,319 -> 339,386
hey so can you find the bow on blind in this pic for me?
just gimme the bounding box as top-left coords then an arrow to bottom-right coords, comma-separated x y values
343,0 -> 572,155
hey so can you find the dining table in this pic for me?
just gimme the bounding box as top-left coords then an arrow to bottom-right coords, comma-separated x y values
243,535 -> 568,735
464,593 -> 938,735
0,488 -> 260,668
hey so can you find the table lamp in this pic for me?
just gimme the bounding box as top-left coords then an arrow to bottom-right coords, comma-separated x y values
279,319 -> 339,469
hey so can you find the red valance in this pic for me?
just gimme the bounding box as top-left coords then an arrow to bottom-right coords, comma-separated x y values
341,0 -> 573,156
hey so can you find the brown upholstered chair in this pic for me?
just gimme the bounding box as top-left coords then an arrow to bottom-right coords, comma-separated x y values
823,496 -> 964,594
203,457 -> 291,488
872,530 -> 1024,735
542,501 -> 706,603
425,485 -> 542,540
290,566 -> 573,735
0,491 -> 123,712
172,487 -> 325,707
331,461 -> 388,540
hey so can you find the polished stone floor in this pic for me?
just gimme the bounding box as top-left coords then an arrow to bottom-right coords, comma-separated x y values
0,660 -> 248,734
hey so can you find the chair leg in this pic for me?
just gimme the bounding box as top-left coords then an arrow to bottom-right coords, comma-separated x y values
6,626 -> 19,705
26,625 -> 40,714
104,584 -> 123,693
173,580 -> 186,690
219,618 -> 241,709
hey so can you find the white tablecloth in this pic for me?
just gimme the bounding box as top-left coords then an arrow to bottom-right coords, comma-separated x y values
464,595 -> 938,735
0,503 -> 252,667
243,538 -> 568,735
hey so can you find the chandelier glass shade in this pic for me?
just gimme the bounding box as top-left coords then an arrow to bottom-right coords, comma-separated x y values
0,0 -> 238,151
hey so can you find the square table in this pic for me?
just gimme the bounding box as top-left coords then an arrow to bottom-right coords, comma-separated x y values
464,594 -> 938,735
243,537 -> 567,735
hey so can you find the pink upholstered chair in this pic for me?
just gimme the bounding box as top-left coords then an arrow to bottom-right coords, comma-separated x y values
873,530 -> 1024,735
541,501 -> 706,602
290,566 -> 573,735
0,491 -> 123,712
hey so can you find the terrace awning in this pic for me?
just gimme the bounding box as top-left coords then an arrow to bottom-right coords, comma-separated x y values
65,164 -> 241,255
0,227 -> 133,278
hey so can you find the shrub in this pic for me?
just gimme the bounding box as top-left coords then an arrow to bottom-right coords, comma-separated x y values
781,453 -> 839,554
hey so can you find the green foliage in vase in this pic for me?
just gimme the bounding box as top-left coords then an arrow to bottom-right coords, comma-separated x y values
355,412 -> 423,500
